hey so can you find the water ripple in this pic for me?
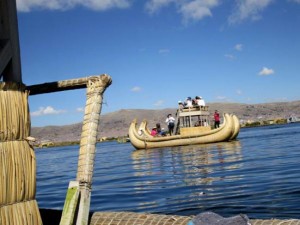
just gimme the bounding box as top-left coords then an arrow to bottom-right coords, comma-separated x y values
35,123 -> 300,219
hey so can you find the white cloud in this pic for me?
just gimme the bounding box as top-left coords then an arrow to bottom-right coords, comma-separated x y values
146,0 -> 175,14
158,48 -> 170,54
146,0 -> 220,23
259,67 -> 274,76
224,54 -> 235,60
215,96 -> 233,102
154,100 -> 164,107
236,89 -> 242,95
76,107 -> 85,112
17,0 -> 131,12
131,86 -> 142,92
228,0 -> 274,24
289,0 -> 300,3
180,0 -> 219,23
234,44 -> 243,51
216,96 -> 227,100
31,106 -> 66,116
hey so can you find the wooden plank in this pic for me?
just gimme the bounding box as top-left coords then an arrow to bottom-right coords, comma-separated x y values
179,110 -> 210,117
76,186 -> 91,225
59,181 -> 80,225
0,40 -> 12,75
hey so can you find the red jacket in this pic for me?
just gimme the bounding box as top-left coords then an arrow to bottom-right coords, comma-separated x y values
214,112 -> 220,122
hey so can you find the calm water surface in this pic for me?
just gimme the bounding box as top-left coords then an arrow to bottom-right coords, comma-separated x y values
35,123 -> 300,219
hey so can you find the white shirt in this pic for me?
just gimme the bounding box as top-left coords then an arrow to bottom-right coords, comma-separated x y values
185,100 -> 193,107
166,116 -> 175,125
197,99 -> 205,106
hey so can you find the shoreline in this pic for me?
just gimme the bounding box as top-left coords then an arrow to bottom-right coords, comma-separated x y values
35,120 -> 299,149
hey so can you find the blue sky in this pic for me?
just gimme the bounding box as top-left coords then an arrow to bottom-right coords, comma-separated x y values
16,0 -> 300,127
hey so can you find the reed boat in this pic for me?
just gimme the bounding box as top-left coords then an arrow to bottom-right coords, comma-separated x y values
129,106 -> 241,150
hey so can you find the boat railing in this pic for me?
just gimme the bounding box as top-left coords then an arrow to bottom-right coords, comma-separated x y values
175,105 -> 211,134
180,105 -> 209,112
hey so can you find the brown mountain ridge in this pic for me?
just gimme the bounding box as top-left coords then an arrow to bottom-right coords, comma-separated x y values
31,101 -> 300,143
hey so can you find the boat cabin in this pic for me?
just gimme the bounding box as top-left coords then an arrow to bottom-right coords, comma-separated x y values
175,106 -> 211,135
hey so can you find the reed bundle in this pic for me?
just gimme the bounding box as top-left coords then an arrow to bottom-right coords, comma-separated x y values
0,141 -> 36,204
74,75 -> 112,225
0,82 -> 42,225
76,78 -> 106,183
0,199 -> 41,225
0,82 -> 30,141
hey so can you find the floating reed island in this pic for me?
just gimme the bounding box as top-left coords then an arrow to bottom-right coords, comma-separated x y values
1,0 -> 300,223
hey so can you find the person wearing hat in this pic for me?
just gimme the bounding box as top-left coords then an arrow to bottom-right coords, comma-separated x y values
165,114 -> 175,135
184,97 -> 193,108
214,110 -> 220,128
178,100 -> 184,111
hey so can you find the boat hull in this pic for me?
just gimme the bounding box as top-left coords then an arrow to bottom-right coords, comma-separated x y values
129,113 -> 240,150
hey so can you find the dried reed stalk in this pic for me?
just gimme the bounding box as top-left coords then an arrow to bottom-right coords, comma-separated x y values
75,75 -> 112,225
0,82 -> 42,225
0,82 -> 30,141
0,141 -> 36,205
76,75 -> 112,183
0,200 -> 42,225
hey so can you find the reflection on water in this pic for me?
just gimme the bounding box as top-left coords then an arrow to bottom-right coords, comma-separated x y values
35,123 -> 300,219
128,141 -> 246,214
131,141 -> 243,187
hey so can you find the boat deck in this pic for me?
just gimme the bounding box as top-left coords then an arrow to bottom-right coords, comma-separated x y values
175,105 -> 211,135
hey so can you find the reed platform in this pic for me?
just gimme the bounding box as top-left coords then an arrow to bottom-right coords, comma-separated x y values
40,210 -> 300,225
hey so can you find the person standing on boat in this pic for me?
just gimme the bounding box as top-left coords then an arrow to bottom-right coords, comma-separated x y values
166,114 -> 175,135
214,110 -> 220,128
184,97 -> 193,108
195,96 -> 205,107
178,101 -> 184,111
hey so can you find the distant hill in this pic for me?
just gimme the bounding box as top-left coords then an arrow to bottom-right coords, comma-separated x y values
31,100 -> 300,143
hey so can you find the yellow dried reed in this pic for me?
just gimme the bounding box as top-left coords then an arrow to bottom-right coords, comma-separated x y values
0,200 -> 42,225
0,82 -> 30,141
0,82 -> 41,225
0,141 -> 36,205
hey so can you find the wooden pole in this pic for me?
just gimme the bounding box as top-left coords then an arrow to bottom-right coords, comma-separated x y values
75,75 -> 112,225
0,0 -> 22,82
27,75 -> 109,95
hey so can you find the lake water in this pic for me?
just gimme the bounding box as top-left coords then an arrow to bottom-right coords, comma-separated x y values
35,123 -> 300,220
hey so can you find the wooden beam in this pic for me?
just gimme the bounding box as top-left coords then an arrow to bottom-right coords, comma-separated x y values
0,40 -> 12,75
26,75 -> 109,95
0,0 -> 22,82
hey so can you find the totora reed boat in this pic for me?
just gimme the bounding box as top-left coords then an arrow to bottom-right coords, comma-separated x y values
129,106 -> 240,150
